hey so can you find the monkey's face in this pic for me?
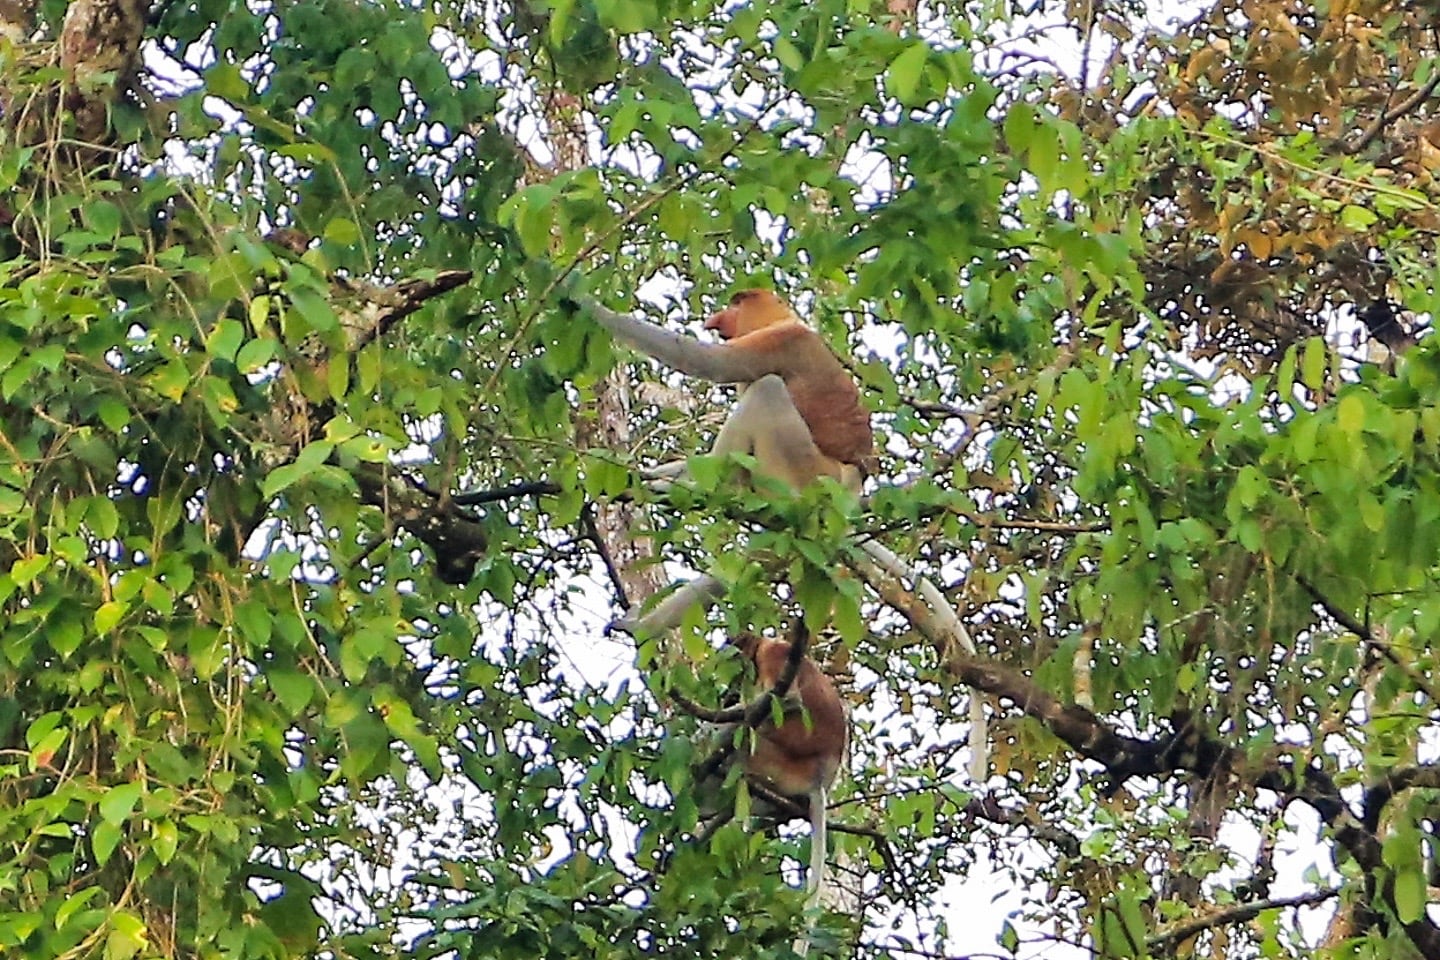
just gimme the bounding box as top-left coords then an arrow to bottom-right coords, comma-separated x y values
704,289 -> 795,339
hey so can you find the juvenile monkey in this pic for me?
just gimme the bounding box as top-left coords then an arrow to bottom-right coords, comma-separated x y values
583,290 -> 874,633
692,626 -> 848,949
727,630 -> 848,815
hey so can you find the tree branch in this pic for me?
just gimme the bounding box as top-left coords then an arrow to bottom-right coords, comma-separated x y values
1347,69 -> 1440,155
1297,575 -> 1440,704
1147,887 -> 1342,952
342,270 -> 474,352
1363,764 -> 1440,832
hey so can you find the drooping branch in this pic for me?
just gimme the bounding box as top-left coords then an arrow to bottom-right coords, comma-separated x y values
1298,575 -> 1440,704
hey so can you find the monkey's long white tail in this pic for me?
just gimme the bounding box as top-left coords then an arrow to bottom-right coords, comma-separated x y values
850,539 -> 988,783
794,783 -> 828,958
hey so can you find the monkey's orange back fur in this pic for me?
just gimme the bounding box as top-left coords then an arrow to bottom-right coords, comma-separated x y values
705,290 -> 875,471
734,631 -> 847,799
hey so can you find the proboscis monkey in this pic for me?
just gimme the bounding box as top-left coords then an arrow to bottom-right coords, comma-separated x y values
589,289 -> 874,492
696,627 -> 848,953
583,290 -> 874,634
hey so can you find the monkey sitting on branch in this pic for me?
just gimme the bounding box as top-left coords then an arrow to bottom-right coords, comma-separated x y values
575,288 -> 874,636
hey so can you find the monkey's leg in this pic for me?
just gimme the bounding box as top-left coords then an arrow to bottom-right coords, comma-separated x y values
608,572 -> 726,636
617,378 -> 851,635
713,374 -> 844,491
640,375 -> 848,497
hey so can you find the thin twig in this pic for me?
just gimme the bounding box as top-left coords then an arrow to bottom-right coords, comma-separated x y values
1297,576 -> 1440,705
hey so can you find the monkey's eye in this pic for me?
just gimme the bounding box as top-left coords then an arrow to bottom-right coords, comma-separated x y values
731,291 -> 756,305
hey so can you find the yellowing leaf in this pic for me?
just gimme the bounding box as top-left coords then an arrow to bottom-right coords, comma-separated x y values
95,600 -> 127,635
1337,393 -> 1365,435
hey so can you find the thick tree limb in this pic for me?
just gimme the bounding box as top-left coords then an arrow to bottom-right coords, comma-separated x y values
920,641 -> 1440,956
1363,764 -> 1440,832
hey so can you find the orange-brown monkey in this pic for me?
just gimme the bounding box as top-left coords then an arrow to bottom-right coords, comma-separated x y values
702,629 -> 848,948
590,289 -> 874,493
585,290 -> 874,634
730,631 -> 848,808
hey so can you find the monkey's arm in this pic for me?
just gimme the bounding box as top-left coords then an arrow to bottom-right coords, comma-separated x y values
583,300 -> 779,383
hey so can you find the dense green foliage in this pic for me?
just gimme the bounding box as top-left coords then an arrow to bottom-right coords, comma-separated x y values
2,0 -> 1440,957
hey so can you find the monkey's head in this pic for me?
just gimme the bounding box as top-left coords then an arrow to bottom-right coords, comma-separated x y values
731,630 -> 764,660
704,289 -> 798,339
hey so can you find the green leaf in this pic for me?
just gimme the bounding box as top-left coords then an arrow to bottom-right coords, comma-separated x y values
1003,103 -> 1037,155
86,200 -> 120,237
886,42 -> 929,105
270,669 -> 313,715
1301,336 -> 1326,391
1394,864 -> 1425,923
29,727 -> 67,770
1337,393 -> 1365,435
235,600 -> 273,646
10,553 -> 49,585
94,601 -> 127,635
289,288 -> 337,333
236,335 -> 280,372
1339,205 -> 1378,230
327,351 -> 350,401
149,820 -> 179,865
99,782 -> 144,825
263,440 -> 335,497
25,711 -> 64,750
205,62 -> 250,102
773,37 -> 804,72
86,496 -> 119,538
324,218 -> 361,245
91,821 -> 122,867
206,318 -> 246,362
105,910 -> 147,960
